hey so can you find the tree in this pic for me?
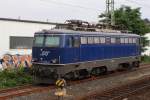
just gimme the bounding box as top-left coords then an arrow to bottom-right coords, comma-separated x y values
99,6 -> 150,35
114,6 -> 150,35
99,6 -> 150,52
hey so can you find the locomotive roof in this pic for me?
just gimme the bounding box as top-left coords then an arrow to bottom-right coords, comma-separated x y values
35,29 -> 140,37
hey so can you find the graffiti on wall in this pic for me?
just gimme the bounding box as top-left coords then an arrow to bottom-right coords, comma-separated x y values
0,54 -> 32,69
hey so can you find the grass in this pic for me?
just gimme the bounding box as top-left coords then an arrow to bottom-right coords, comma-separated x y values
0,67 -> 33,89
141,55 -> 150,63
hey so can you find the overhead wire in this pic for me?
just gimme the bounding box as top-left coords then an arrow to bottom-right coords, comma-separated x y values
125,0 -> 150,8
39,0 -> 101,12
35,0 -> 101,22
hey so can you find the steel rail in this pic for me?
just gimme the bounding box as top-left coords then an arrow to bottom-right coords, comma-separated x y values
110,82 -> 150,100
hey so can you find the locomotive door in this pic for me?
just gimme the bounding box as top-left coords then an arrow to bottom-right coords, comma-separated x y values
68,36 -> 80,63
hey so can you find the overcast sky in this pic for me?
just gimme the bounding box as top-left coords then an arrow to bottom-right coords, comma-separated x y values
0,0 -> 149,23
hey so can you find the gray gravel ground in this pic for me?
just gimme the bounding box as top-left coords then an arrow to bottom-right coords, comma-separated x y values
9,67 -> 150,100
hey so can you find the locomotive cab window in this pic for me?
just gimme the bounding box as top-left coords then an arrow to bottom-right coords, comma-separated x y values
45,36 -> 60,47
34,36 -> 44,47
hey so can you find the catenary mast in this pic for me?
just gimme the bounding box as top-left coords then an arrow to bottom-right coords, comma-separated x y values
106,0 -> 115,26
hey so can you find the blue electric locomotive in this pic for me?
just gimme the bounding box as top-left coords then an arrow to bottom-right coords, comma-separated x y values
32,21 -> 141,84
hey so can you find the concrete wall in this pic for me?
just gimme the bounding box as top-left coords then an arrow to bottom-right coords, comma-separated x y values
0,19 -> 55,57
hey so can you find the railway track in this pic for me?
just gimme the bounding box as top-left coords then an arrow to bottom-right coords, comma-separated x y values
0,85 -> 55,100
0,63 -> 150,100
79,63 -> 150,100
82,76 -> 150,100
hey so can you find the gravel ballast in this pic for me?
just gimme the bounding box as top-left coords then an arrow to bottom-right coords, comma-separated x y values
10,67 -> 150,100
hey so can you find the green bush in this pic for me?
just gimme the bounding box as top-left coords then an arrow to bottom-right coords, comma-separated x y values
0,68 -> 33,89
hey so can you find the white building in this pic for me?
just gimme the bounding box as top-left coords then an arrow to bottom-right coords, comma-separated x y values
0,18 -> 56,57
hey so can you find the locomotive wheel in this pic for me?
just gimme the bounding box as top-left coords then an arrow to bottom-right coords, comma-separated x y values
117,64 -> 123,71
126,63 -> 133,70
91,66 -> 107,76
120,63 -> 132,70
132,61 -> 140,68
78,69 -> 89,79
64,72 -> 76,80
64,69 -> 89,80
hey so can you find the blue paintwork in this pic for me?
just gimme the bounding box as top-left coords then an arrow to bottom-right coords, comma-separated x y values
80,44 -> 140,62
32,31 -> 140,64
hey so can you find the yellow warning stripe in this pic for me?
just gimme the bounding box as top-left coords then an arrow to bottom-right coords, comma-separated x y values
56,80 -> 61,85
58,80 -> 64,86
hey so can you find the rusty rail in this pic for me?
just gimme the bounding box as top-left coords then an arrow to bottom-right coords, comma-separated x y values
0,85 -> 55,100
81,77 -> 150,100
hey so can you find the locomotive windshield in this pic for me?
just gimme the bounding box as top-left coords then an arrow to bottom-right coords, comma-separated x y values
45,36 -> 60,47
34,36 -> 44,47
33,35 -> 60,47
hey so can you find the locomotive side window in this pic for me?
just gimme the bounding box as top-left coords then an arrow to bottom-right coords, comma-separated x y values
45,36 -> 60,47
88,37 -> 94,44
136,38 -> 140,45
105,37 -> 111,44
120,38 -> 125,44
129,38 -> 133,44
100,37 -> 105,44
34,36 -> 44,47
73,37 -> 80,47
94,37 -> 100,44
116,37 -> 120,44
133,38 -> 136,44
68,37 -> 73,47
69,37 -> 80,47
111,37 -> 116,44
125,38 -> 129,44
81,37 -> 87,44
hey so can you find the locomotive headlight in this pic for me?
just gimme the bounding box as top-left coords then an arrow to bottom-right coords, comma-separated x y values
51,59 -> 58,64
32,58 -> 38,62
